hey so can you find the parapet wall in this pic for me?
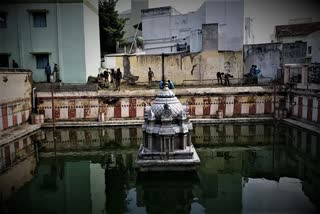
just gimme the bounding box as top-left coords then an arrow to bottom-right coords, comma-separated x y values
36,86 -> 278,121
0,70 -> 32,131
104,50 -> 243,85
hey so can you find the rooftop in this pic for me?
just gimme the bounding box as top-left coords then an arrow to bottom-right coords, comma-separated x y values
141,6 -> 181,17
275,22 -> 320,38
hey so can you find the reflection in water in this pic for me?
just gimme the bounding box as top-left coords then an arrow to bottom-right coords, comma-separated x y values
39,123 -> 280,152
136,172 -> 199,214
0,123 -> 320,214
105,153 -> 136,213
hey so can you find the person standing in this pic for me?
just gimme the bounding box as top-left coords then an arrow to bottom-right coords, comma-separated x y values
12,60 -> 19,68
159,80 -> 164,89
250,65 -> 256,76
168,80 -> 175,89
254,65 -> 261,84
45,63 -> 52,83
224,73 -> 233,86
110,68 -> 115,86
53,64 -> 60,83
104,69 -> 110,83
115,68 -> 122,91
148,67 -> 154,85
216,72 -> 224,85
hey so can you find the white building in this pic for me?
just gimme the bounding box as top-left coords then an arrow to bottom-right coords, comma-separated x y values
275,22 -> 320,63
119,0 -> 148,45
0,0 -> 101,83
244,0 -> 320,45
141,0 -> 244,54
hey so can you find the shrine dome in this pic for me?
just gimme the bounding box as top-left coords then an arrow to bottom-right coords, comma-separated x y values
150,85 -> 185,119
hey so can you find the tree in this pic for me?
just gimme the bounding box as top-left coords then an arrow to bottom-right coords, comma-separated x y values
99,0 -> 126,55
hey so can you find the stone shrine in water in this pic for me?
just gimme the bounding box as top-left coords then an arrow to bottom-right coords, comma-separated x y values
135,83 -> 200,171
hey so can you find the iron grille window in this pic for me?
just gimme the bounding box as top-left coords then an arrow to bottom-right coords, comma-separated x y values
0,12 -> 7,28
36,54 -> 49,69
289,67 -> 302,83
308,64 -> 320,84
33,12 -> 47,28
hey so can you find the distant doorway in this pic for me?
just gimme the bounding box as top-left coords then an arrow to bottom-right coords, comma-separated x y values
0,54 -> 9,67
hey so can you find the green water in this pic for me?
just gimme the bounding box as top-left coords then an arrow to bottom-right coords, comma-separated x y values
1,123 -> 320,214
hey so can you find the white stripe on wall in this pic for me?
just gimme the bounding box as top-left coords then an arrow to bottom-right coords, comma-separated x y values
121,99 -> 130,118
195,98 -> 203,116
209,97 -> 219,116
312,98 -> 318,122
256,97 -> 265,114
225,96 -> 234,117
7,106 -> 13,127
293,96 -> 299,116
106,106 -> 114,119
302,96 -> 308,119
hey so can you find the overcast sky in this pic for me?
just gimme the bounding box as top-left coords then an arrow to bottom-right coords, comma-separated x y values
116,0 -> 320,17
116,0 -> 205,13
116,0 -> 320,43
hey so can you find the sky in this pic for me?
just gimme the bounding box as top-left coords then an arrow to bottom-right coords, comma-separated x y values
116,0 -> 320,44
116,0 -> 205,14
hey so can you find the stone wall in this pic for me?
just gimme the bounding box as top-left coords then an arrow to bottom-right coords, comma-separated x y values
36,87 -> 277,122
243,43 -> 282,80
0,69 -> 32,131
244,41 -> 311,81
104,50 -> 243,85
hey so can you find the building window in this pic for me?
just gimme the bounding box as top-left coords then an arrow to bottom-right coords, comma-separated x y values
308,65 -> 320,84
36,54 -> 49,69
289,67 -> 302,83
0,12 -> 7,28
33,12 -> 46,28
308,46 -> 312,54
0,54 -> 9,67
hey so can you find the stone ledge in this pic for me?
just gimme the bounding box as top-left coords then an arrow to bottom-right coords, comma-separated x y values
37,86 -> 274,98
190,117 -> 274,123
0,124 -> 41,147
281,118 -> 320,135
42,117 -> 274,128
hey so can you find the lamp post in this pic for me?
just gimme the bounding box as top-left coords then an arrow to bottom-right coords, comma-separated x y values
162,53 -> 165,81
51,83 -> 56,157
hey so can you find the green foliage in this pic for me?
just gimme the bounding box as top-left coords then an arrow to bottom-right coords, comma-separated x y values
99,0 -> 126,55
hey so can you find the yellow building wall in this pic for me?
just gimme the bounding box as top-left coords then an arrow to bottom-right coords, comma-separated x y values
109,50 -> 243,85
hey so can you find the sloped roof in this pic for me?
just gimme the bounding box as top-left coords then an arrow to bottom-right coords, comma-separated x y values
276,22 -> 320,38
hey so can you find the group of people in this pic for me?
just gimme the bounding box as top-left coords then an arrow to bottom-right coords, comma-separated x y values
45,63 -> 60,83
244,65 -> 261,84
216,72 -> 234,86
247,65 -> 261,77
99,68 -> 123,91
147,67 -> 174,89
159,79 -> 175,89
